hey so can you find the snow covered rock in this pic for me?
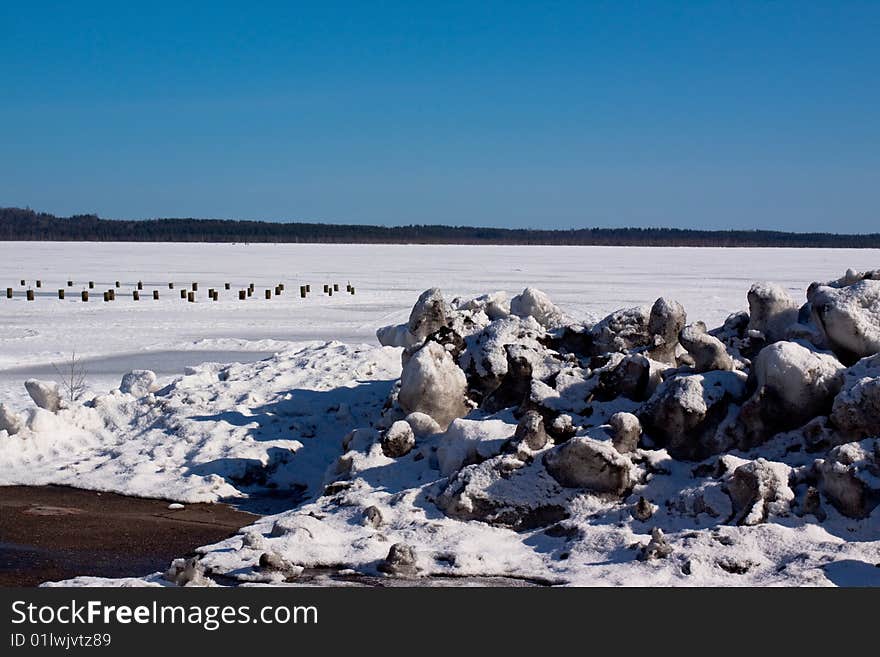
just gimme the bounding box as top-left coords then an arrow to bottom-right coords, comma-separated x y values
638,528 -> 673,561
542,437 -> 634,494
592,353 -> 663,402
404,411 -> 442,437
378,543 -> 419,576
647,297 -> 687,365
164,557 -> 214,587
398,341 -> 469,430
258,551 -> 303,579
639,371 -> 748,460
381,420 -> 415,458
456,291 -> 510,321
459,315 -> 558,410
408,288 -> 449,339
509,287 -> 565,329
436,417 -> 516,476
725,458 -> 794,526
735,341 -> 844,448
809,280 -> 880,361
437,454 -> 569,529
376,323 -> 422,348
608,412 -> 641,453
747,282 -> 799,343
24,379 -> 63,412
631,496 -> 655,521
120,369 -> 157,397
513,410 -> 549,451
830,355 -> 880,439
362,505 -> 384,528
679,322 -> 735,372
0,404 -> 24,436
813,439 -> 880,519
589,306 -> 651,356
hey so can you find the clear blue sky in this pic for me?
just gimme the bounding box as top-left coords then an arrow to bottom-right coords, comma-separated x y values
1,1 -> 877,231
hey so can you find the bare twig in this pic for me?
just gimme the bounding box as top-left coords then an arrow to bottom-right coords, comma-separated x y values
51,350 -> 88,402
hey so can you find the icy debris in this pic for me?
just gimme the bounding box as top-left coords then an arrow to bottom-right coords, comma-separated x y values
456,291 -> 510,321
830,355 -> 880,439
437,454 -> 569,529
378,543 -> 419,576
376,322 -> 422,349
408,287 -> 449,339
813,439 -> 880,518
120,369 -> 157,397
647,297 -> 687,365
589,305 -> 652,355
436,417 -> 515,476
679,322 -> 735,372
747,282 -> 799,343
809,280 -> 880,361
543,437 -> 634,494
258,551 -> 303,579
24,379 -> 62,412
632,496 -> 656,521
398,341 -> 469,430
362,505 -> 384,528
381,420 -> 415,458
404,411 -> 442,437
608,412 -> 641,453
638,528 -> 673,561
510,287 -> 566,329
735,341 -> 844,448
164,557 -> 214,587
0,404 -> 24,436
639,371 -> 747,460
513,410 -> 549,450
725,458 -> 794,526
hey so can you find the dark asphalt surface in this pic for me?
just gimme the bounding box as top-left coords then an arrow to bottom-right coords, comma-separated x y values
0,485 -> 255,586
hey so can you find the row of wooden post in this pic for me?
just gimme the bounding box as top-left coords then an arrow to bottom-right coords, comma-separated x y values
6,281 -> 355,301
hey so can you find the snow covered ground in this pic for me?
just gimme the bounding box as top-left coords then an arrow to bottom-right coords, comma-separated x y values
3,241 -> 879,410
1,242 -> 879,586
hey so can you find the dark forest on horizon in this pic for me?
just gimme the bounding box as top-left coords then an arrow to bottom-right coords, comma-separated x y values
2,207 -> 878,248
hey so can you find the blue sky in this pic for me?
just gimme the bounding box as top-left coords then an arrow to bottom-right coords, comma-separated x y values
1,1 -> 877,231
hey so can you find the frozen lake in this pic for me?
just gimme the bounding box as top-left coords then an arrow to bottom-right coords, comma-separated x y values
1,241 -> 878,410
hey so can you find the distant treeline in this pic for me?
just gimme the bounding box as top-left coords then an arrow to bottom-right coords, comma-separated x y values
2,207 -> 879,248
